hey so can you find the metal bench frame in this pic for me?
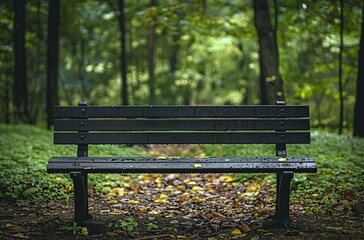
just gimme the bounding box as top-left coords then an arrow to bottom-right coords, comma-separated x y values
47,101 -> 316,227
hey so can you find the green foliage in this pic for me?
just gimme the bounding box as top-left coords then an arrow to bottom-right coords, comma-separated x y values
62,222 -> 88,236
146,222 -> 159,231
116,217 -> 138,232
0,124 -> 143,203
1,0 -> 362,130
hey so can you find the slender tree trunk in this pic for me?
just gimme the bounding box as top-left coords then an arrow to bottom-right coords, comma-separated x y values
118,0 -> 128,105
338,0 -> 344,134
169,34 -> 179,103
5,58 -> 11,123
46,0 -> 60,128
353,3 -> 364,137
253,0 -> 284,104
148,0 -> 158,104
169,34 -> 179,80
13,0 -> 29,123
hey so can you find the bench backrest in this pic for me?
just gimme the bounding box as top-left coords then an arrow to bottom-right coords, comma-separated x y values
54,103 -> 310,150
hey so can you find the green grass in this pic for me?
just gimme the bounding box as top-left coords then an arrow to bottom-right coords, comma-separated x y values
1,123 -> 363,214
0,124 -> 143,203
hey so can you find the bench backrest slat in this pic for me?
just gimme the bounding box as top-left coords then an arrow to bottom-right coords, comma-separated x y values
54,105 -> 309,118
54,119 -> 309,131
54,132 -> 310,145
53,105 -> 310,146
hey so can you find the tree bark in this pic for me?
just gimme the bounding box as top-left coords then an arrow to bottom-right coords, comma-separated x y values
118,0 -> 128,105
353,3 -> 364,137
148,0 -> 158,104
46,0 -> 60,128
13,0 -> 29,123
253,0 -> 284,104
338,0 -> 344,135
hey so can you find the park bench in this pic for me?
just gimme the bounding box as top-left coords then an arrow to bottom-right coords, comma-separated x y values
47,101 -> 316,228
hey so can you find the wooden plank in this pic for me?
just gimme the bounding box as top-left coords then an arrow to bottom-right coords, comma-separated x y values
54,132 -> 310,144
54,119 -> 310,131
54,105 -> 309,119
47,156 -> 317,174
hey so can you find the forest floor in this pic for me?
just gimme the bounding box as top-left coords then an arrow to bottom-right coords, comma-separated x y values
1,145 -> 363,240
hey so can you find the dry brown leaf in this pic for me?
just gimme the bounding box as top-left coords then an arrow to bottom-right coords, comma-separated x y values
240,223 -> 251,233
213,212 -> 225,218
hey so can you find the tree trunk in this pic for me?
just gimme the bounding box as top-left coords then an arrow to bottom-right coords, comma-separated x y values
253,0 -> 284,104
353,3 -> 364,137
13,0 -> 29,123
148,0 -> 158,104
5,57 -> 11,124
46,0 -> 60,128
338,0 -> 344,135
118,0 -> 128,105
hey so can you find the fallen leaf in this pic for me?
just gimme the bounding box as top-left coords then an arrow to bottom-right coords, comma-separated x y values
160,193 -> 168,199
213,212 -> 225,218
240,223 -> 251,233
148,210 -> 159,215
112,187 -> 126,196
154,199 -> 168,203
192,186 -> 203,191
10,233 -> 29,239
231,229 -> 242,235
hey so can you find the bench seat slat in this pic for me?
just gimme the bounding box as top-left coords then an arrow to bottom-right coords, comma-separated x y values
54,119 -> 310,131
55,105 -> 309,119
54,132 -> 310,144
47,156 -> 317,174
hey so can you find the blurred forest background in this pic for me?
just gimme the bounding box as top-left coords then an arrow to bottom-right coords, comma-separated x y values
0,0 -> 363,135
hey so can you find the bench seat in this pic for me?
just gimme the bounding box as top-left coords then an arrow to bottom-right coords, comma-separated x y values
48,156 -> 316,174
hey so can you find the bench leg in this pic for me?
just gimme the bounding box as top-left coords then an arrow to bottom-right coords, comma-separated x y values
70,172 -> 92,225
263,171 -> 293,228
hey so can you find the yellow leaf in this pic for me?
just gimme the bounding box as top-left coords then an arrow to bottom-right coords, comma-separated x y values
247,184 -> 260,192
225,176 -> 233,182
139,207 -> 147,212
129,199 -> 139,204
160,193 -> 168,199
148,210 -> 159,215
112,187 -> 126,196
108,199 -> 118,204
154,199 -> 167,203
231,229 -> 242,235
192,186 -> 203,191
278,157 -> 287,161
193,164 -> 202,168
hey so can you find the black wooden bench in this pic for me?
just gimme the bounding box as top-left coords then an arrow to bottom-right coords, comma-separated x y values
47,101 -> 316,228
